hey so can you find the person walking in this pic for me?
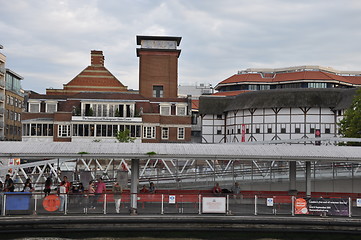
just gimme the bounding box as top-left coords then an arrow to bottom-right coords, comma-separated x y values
112,182 -> 122,214
44,177 -> 52,196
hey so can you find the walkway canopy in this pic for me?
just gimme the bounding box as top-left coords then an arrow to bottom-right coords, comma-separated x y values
0,142 -> 360,162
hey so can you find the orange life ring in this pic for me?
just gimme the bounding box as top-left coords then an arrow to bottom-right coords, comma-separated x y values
42,194 -> 61,212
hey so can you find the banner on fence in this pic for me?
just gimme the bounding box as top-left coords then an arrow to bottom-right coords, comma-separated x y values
202,197 -> 226,213
5,193 -> 32,211
295,198 -> 349,216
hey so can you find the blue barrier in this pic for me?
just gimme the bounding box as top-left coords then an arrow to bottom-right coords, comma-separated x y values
5,192 -> 32,211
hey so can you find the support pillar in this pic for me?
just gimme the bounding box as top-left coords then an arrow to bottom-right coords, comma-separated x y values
305,161 -> 312,198
130,159 -> 139,215
289,161 -> 297,195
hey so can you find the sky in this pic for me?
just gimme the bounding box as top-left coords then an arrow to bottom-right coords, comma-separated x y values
1,0 -> 361,93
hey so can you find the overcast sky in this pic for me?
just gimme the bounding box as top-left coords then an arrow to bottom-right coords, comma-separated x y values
1,0 -> 361,93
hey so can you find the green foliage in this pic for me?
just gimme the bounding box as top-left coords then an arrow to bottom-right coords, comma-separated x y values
115,108 -> 120,117
85,107 -> 94,116
78,151 -> 89,154
146,151 -> 157,155
338,88 -> 361,145
116,129 -> 136,143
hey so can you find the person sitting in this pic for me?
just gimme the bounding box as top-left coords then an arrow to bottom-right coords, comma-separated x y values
140,185 -> 149,193
212,182 -> 222,196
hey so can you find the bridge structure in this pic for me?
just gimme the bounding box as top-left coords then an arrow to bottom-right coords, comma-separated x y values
0,139 -> 360,213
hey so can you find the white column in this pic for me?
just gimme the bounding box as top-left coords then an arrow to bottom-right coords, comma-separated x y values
130,159 -> 139,215
305,161 -> 312,197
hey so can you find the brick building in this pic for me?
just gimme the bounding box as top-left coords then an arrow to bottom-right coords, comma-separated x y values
22,36 -> 191,143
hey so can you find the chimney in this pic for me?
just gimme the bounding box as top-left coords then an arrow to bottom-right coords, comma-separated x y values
91,50 -> 104,66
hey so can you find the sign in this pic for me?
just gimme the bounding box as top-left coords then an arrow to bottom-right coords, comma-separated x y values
202,197 -> 226,213
266,198 -> 274,207
43,195 -> 61,212
295,198 -> 308,214
357,199 -> 361,207
169,195 -> 176,204
295,198 -> 349,216
241,124 -> 246,142
315,129 -> 321,146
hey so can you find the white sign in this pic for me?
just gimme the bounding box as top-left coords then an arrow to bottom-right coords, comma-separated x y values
357,199 -> 361,207
267,198 -> 274,207
169,195 -> 176,204
202,197 -> 226,213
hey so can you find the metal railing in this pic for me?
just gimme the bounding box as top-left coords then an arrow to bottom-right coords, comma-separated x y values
1,192 -> 361,218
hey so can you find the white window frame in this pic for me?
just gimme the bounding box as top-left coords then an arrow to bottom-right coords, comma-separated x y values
29,101 -> 41,113
58,124 -> 71,137
176,103 -> 187,116
46,101 -> 58,113
161,127 -> 169,139
177,127 -> 185,140
143,126 -> 156,139
160,103 -> 171,116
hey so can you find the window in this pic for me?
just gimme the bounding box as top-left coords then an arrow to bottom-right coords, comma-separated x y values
178,127 -> 185,140
58,125 -> 71,137
143,126 -> 156,139
153,86 -> 164,98
256,127 -> 261,134
216,115 -> 222,120
217,129 -> 222,135
160,105 -> 171,115
295,127 -> 301,134
176,105 -> 187,116
46,103 -> 57,113
29,103 -> 40,113
325,128 -> 331,134
281,127 -> 286,133
161,127 -> 169,139
267,127 -> 272,133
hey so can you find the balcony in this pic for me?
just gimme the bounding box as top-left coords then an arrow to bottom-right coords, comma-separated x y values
0,66 -> 4,75
0,107 -> 4,114
0,79 -> 4,88
0,122 -> 3,128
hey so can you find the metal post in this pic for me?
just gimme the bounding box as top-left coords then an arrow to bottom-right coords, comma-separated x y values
2,194 -> 6,216
291,196 -> 295,217
64,194 -> 68,215
161,194 -> 164,215
349,197 -> 352,218
226,194 -> 230,215
103,194 -> 107,215
130,159 -> 139,215
198,194 -> 202,215
254,195 -> 257,216
34,195 -> 37,215
305,161 -> 312,198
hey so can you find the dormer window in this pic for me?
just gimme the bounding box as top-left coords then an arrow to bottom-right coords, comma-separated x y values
28,100 -> 40,113
176,103 -> 187,116
46,101 -> 58,113
160,103 -> 171,115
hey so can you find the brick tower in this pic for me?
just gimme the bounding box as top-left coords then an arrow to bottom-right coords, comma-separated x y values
136,36 -> 181,98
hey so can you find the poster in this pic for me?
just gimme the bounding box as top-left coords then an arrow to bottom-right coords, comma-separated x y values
295,198 -> 349,216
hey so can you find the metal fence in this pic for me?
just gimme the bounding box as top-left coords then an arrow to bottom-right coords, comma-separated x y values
2,192 -> 361,218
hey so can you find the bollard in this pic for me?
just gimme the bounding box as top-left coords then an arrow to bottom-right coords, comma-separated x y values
104,194 -> 107,215
254,195 -> 258,216
161,194 -> 164,215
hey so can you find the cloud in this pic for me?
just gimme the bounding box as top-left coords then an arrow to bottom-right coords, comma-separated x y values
1,0 -> 361,93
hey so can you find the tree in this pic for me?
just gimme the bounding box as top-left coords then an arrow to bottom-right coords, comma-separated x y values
115,129 -> 136,143
338,88 -> 361,145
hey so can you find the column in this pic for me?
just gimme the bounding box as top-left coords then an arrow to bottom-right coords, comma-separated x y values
289,161 -> 297,194
305,161 -> 312,197
130,158 -> 139,215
